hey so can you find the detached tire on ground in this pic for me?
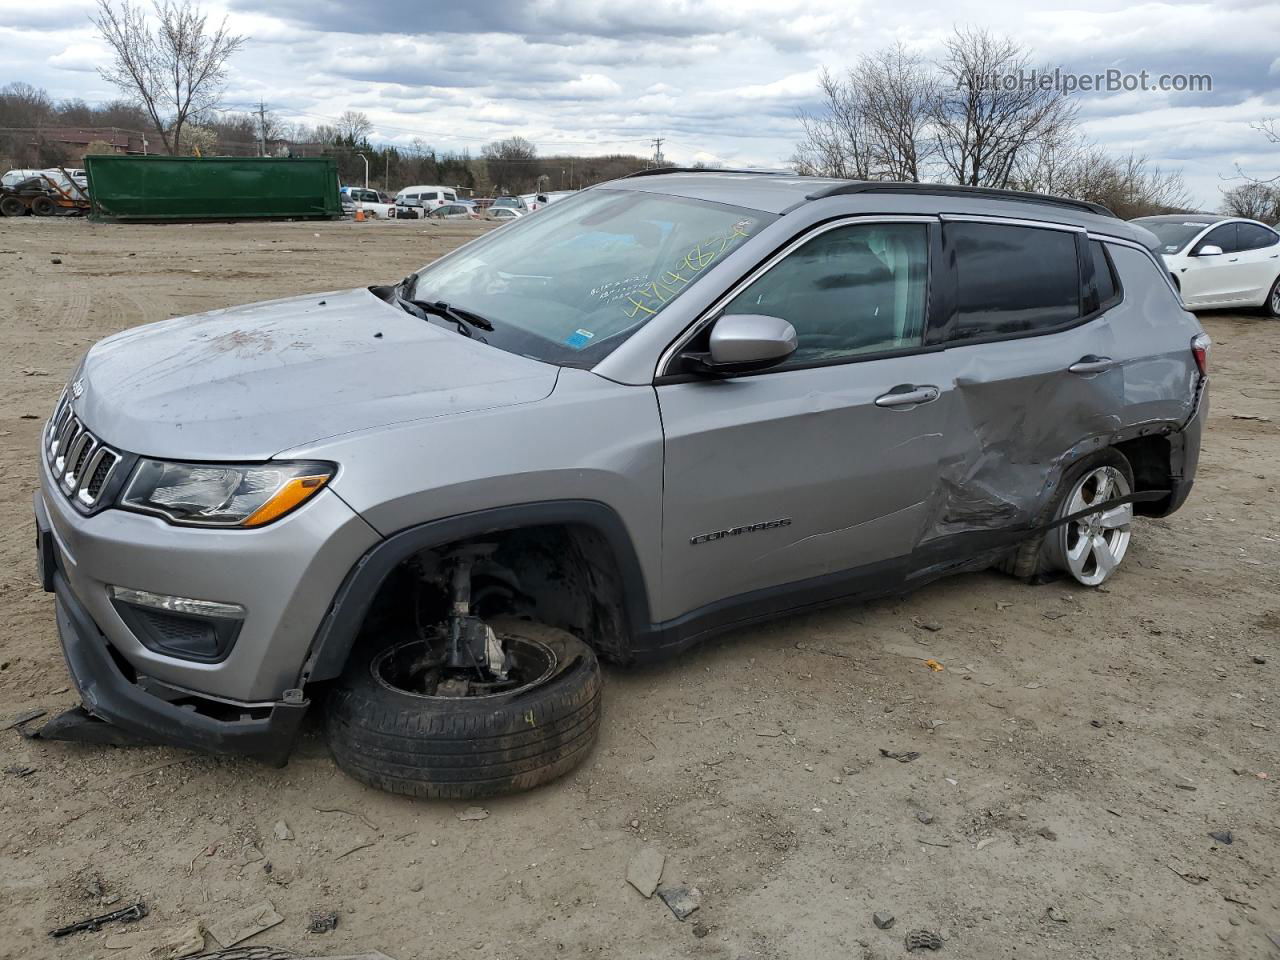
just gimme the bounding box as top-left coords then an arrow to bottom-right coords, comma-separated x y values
324,618 -> 603,799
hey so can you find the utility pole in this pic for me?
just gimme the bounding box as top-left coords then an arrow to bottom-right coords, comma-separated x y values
651,136 -> 665,168
256,100 -> 267,157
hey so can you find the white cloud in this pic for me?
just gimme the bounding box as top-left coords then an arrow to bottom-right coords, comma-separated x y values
0,0 -> 1275,205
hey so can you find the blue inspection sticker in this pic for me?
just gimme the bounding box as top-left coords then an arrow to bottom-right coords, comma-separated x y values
564,329 -> 595,350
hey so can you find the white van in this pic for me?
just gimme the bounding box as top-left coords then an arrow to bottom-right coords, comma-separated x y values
394,185 -> 458,219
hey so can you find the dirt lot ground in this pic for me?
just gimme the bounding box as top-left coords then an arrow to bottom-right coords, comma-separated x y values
0,216 -> 1276,960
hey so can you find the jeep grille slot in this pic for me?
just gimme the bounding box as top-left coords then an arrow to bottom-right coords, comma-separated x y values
45,392 -> 122,509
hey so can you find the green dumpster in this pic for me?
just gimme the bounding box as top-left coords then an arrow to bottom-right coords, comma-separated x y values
85,155 -> 342,222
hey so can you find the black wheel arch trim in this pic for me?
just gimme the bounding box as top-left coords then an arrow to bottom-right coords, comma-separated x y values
299,500 -> 654,685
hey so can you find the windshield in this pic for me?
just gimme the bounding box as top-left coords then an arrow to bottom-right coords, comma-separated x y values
409,189 -> 774,366
1137,218 -> 1213,254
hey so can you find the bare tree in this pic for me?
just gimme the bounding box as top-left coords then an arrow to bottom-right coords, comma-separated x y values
791,68 -> 875,179
482,136 -> 538,193
92,0 -> 244,156
335,110 -> 373,143
1012,135 -> 1191,216
929,27 -> 1077,188
0,82 -> 54,126
854,45 -> 937,181
1221,181 -> 1280,222
1228,118 -> 1279,186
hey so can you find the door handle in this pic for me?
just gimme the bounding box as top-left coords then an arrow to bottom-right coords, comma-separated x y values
1068,355 -> 1115,375
1228,257 -> 1239,263
875,384 -> 940,408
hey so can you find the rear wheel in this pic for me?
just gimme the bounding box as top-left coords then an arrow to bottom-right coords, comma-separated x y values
0,196 -> 26,217
1265,275 -> 1280,318
1000,449 -> 1135,587
30,195 -> 55,216
324,618 -> 602,799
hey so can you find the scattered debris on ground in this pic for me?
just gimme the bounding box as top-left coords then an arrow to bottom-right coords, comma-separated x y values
626,848 -> 665,899
656,884 -> 700,921
205,901 -> 284,948
873,911 -> 895,929
880,749 -> 921,763
905,929 -> 944,951
49,902 -> 147,938
307,911 -> 339,934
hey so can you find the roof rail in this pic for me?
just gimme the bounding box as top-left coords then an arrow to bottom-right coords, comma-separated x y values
623,167 -> 793,178
806,181 -> 1117,218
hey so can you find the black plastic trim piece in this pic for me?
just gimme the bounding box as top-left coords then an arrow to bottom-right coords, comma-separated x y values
630,555 -> 908,661
50,569 -> 307,765
301,500 -> 654,684
110,598 -> 243,664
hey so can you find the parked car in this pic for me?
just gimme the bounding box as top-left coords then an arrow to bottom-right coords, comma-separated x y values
36,173 -> 1207,799
394,185 -> 459,219
340,186 -> 395,219
1133,214 -> 1280,316
428,202 -> 480,220
490,196 -> 527,212
485,206 -> 523,222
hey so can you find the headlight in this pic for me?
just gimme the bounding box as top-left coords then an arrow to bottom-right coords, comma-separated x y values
120,460 -> 334,528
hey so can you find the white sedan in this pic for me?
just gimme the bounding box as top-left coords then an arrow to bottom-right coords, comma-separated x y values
1134,215 -> 1280,316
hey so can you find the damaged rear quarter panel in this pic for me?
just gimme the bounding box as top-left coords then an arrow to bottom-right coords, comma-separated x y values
923,320 -> 1125,542
921,241 -> 1201,546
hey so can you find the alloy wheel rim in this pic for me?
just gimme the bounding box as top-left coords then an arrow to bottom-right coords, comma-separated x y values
1272,283 -> 1280,314
1052,466 -> 1133,586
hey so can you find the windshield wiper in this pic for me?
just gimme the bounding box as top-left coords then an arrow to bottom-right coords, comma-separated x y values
408,299 -> 495,333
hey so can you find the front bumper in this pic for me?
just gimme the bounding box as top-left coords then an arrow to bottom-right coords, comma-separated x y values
38,448 -> 380,703
37,493 -> 307,765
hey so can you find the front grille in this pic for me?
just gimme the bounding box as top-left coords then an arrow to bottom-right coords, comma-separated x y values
44,390 -> 123,509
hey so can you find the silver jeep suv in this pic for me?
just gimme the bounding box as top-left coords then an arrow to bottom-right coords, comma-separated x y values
35,172 -> 1208,797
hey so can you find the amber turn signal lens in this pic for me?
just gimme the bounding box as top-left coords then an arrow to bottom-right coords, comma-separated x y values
243,474 -> 330,527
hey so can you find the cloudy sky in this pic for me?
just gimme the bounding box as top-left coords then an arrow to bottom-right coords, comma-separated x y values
2,0 -> 1277,207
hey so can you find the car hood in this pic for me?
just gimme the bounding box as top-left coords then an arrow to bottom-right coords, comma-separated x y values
73,288 -> 559,460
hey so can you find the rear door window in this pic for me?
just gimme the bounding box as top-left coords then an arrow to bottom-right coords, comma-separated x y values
1237,222 -> 1279,250
947,222 -> 1081,341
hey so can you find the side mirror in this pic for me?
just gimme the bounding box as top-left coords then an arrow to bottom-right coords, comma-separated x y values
1195,244 -> 1224,257
681,313 -> 797,375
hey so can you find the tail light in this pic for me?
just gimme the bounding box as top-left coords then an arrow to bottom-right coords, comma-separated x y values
1191,333 -> 1211,376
